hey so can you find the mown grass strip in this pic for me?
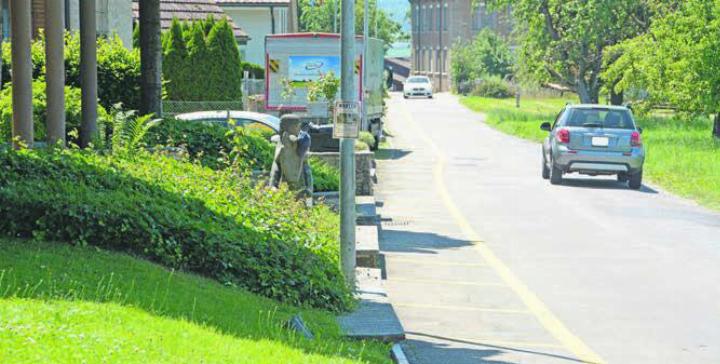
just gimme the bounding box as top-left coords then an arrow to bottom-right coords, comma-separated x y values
0,238 -> 391,364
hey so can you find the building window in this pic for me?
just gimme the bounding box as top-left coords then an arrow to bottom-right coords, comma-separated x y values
436,4 -> 441,32
413,6 -> 418,32
429,6 -> 434,31
443,3 -> 448,31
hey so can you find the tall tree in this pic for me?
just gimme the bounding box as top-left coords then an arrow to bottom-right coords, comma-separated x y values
299,0 -> 404,47
490,0 -> 649,104
139,0 -> 163,116
604,0 -> 720,138
163,18 -> 189,101
206,19 -> 243,101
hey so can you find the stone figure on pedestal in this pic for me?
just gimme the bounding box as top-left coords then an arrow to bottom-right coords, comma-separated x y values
269,114 -> 313,199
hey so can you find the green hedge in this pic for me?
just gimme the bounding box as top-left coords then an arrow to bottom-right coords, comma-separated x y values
0,148 -> 350,310
0,80 -> 107,145
145,119 -> 341,191
162,17 -> 243,101
2,33 -> 141,111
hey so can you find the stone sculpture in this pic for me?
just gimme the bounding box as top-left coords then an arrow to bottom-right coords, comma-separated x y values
269,114 -> 313,199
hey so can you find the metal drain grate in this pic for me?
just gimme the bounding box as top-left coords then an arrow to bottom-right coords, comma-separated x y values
380,216 -> 413,227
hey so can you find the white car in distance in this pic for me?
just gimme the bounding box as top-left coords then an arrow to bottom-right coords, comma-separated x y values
403,76 -> 433,99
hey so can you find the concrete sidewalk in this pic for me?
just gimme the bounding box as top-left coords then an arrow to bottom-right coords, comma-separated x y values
376,94 -> 584,364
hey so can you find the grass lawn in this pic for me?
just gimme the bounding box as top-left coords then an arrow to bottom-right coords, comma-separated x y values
460,96 -> 720,210
0,239 -> 390,364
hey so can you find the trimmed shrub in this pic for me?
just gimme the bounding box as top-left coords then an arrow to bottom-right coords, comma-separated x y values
242,61 -> 265,79
471,77 -> 514,98
2,33 -> 141,111
310,158 -> 340,192
0,148 -> 350,310
206,19 -> 243,101
162,17 -> 243,101
0,80 -> 107,145
145,119 -> 340,191
359,131 -> 376,149
144,119 -> 232,169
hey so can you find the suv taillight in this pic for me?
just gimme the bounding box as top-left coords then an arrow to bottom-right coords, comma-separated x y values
556,128 -> 570,144
631,131 -> 642,147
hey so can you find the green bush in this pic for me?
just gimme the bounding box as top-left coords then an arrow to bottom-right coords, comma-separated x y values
144,119 -> 232,169
310,158 -> 340,192
228,126 -> 274,171
2,33 -> 141,111
0,80 -> 107,145
359,131 -> 376,149
451,29 -> 513,89
0,148 -> 350,310
242,61 -> 265,79
472,77 -> 514,98
147,120 -> 340,190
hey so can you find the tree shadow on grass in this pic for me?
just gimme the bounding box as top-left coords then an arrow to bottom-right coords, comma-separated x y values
0,150 -> 383,362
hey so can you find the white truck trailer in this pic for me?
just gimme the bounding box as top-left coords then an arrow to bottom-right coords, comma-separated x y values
265,33 -> 385,146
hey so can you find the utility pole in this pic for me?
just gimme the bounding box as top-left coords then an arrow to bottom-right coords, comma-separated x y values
363,0 -> 369,136
340,0 -> 357,286
333,0 -> 337,33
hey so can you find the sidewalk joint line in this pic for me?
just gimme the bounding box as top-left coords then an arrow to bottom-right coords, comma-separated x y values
397,98 -> 605,364
394,302 -> 530,314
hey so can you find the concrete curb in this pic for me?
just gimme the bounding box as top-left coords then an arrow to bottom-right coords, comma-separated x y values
391,343 -> 410,364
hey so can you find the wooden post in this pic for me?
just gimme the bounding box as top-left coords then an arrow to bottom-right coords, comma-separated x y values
10,0 -> 33,148
46,0 -> 66,146
80,0 -> 98,148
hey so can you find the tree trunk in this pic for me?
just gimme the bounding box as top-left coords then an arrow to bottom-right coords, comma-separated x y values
713,113 -> 720,139
610,89 -> 624,106
576,79 -> 599,104
139,0 -> 162,116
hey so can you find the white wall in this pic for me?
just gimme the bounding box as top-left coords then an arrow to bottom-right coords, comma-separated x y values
68,0 -> 133,48
223,6 -> 287,67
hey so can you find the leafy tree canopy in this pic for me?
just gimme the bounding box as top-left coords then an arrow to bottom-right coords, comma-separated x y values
488,0 -> 651,103
299,0 -> 406,48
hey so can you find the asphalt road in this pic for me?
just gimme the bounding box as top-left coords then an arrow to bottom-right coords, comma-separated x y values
376,92 -> 720,364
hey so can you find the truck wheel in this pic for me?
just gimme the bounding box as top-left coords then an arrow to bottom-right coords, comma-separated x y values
628,170 -> 643,190
549,161 -> 563,185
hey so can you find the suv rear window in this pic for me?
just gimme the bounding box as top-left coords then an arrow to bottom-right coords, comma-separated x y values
563,108 -> 636,130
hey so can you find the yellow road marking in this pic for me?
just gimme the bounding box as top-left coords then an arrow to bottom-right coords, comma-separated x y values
390,277 -> 507,287
394,303 -> 530,314
397,98 -> 605,364
389,257 -> 488,267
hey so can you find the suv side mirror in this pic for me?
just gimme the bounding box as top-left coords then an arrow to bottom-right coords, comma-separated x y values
540,122 -> 552,131
637,127 -> 643,134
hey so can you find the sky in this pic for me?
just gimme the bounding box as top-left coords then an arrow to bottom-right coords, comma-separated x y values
377,0 -> 410,32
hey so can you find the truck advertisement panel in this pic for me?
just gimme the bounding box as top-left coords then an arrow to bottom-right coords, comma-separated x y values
288,56 -> 341,87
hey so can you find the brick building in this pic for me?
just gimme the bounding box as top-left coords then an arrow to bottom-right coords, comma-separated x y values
409,0 -> 511,91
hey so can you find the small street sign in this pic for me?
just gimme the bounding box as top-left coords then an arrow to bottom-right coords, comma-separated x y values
333,101 -> 361,139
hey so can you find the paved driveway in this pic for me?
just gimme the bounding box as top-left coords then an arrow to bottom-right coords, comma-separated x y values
376,93 -> 719,364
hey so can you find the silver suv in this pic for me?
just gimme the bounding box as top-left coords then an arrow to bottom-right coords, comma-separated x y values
541,105 -> 645,189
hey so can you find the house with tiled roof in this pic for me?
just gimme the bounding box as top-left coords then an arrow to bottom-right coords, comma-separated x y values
216,0 -> 290,66
132,0 -> 249,44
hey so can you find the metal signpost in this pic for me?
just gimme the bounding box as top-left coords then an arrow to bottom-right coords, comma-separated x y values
339,0 -> 357,287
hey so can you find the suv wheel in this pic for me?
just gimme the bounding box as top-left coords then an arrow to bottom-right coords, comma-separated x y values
629,170 -> 643,190
541,156 -> 550,180
549,160 -> 563,185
